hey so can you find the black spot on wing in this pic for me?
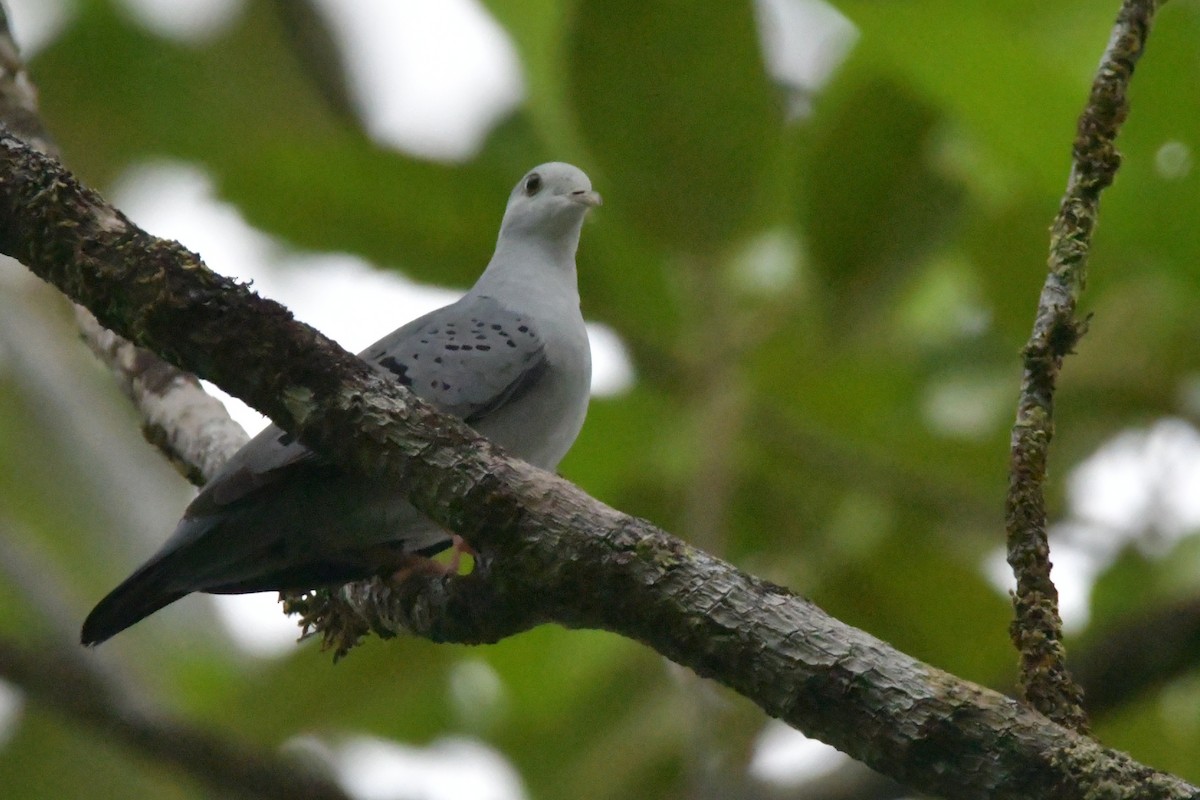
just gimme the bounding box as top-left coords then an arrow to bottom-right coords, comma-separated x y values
378,356 -> 413,386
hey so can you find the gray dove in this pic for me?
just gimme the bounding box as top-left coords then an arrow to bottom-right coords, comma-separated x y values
82,162 -> 599,645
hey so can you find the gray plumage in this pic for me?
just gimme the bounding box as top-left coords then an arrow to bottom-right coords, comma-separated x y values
82,162 -> 599,645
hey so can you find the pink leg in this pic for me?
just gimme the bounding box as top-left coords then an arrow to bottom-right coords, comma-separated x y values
389,535 -> 477,582
443,534 -> 478,574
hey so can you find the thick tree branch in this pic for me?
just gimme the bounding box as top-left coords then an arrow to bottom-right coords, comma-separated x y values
0,133 -> 1194,800
766,591 -> 1200,800
1005,0 -> 1160,732
0,4 -> 246,486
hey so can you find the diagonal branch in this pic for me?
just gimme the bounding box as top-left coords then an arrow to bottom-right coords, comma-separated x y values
1071,595 -> 1200,713
1005,0 -> 1161,732
73,306 -> 249,484
0,513 -> 352,800
0,129 -> 1194,800
0,637 -> 351,800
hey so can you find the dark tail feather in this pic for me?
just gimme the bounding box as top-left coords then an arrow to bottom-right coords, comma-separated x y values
81,564 -> 188,646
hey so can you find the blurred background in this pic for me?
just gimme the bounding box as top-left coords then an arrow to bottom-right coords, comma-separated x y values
1,0 -> 1199,797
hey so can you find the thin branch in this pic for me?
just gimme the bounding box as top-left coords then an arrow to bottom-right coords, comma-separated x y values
0,6 -> 51,157
0,637 -> 352,800
0,515 -> 350,800
74,306 -> 249,483
1005,0 -> 1161,732
267,0 -> 364,130
1072,595 -> 1200,713
0,133 -> 1194,799
0,4 -> 245,486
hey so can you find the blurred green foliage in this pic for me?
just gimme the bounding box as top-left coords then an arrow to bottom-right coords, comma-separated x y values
3,0 -> 1200,796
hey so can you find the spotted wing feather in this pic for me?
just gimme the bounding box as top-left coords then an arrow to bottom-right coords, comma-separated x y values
362,293 -> 547,422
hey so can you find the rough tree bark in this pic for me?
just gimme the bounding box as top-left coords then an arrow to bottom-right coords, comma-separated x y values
0,129 -> 1194,800
0,1 -> 1192,799
1004,0 -> 1161,735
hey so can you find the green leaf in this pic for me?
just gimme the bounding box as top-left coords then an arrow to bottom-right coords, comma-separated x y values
566,0 -> 781,251
799,72 -> 964,312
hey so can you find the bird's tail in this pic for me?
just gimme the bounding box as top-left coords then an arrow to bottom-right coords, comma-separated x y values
81,559 -> 187,646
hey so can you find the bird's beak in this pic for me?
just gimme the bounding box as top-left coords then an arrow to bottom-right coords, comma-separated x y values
570,189 -> 603,208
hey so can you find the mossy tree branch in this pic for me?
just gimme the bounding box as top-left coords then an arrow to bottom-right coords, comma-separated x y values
0,0 -> 1189,795
1005,0 -> 1161,733
0,129 -> 1195,799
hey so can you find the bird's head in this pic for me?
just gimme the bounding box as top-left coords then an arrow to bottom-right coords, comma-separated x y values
499,162 -> 602,240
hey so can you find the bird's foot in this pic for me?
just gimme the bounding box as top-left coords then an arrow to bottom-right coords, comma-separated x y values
443,534 -> 477,574
389,535 -> 477,583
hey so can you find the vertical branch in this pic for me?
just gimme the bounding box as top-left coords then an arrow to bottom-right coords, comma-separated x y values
1006,0 -> 1162,731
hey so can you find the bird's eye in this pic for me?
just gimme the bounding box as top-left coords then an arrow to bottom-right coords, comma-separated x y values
524,173 -> 542,196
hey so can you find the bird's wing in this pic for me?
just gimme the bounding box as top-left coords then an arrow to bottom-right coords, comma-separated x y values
360,292 -> 548,422
188,293 -> 548,515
